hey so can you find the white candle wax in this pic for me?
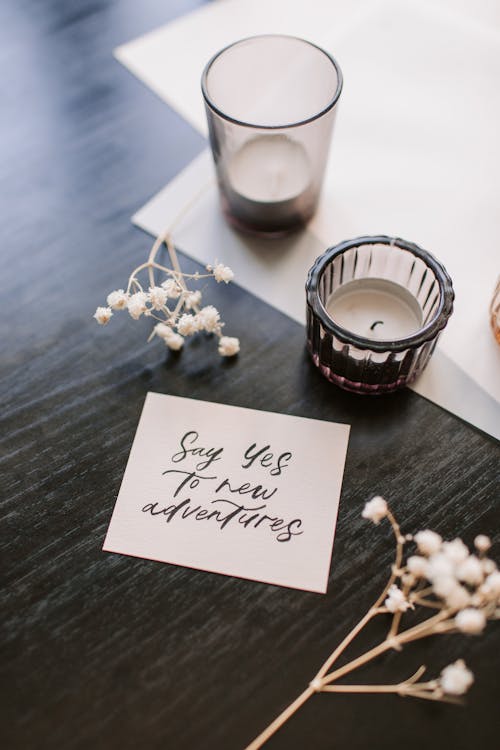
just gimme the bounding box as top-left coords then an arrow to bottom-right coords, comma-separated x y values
326,278 -> 423,341
228,134 -> 311,202
221,134 -> 313,232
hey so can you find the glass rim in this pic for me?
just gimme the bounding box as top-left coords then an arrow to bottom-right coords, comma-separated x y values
306,235 -> 454,353
201,34 -> 343,130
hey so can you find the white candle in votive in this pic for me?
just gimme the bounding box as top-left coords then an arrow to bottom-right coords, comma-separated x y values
228,134 -> 311,201
222,134 -> 313,232
326,278 -> 423,341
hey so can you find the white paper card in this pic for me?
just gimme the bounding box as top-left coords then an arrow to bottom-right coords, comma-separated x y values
103,393 -> 350,593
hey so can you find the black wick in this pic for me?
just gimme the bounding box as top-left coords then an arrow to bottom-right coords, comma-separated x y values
370,320 -> 384,331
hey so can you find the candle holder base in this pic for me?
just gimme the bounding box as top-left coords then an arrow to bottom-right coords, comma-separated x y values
220,199 -> 313,238
310,351 -> 422,395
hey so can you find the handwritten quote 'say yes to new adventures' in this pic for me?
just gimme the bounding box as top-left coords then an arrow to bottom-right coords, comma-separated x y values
103,393 -> 350,593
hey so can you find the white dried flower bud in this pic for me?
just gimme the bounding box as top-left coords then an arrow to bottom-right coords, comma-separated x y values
442,539 -> 469,565
361,496 -> 388,525
481,571 -> 500,597
198,305 -> 221,333
177,313 -> 199,336
407,555 -> 428,578
106,289 -> 128,310
426,553 -> 455,582
474,535 -> 491,553
456,555 -> 484,586
455,608 -> 486,635
309,677 -> 322,692
444,584 -> 470,611
165,333 -> 184,351
154,323 -> 173,340
148,286 -> 168,310
127,292 -> 148,320
161,278 -> 182,298
433,576 -> 459,599
414,530 -> 442,556
470,592 -> 483,607
218,336 -> 240,357
384,584 -> 412,613
184,290 -> 202,310
401,573 -> 415,587
482,558 -> 497,575
440,660 -> 474,696
93,306 -> 113,325
213,263 -> 234,283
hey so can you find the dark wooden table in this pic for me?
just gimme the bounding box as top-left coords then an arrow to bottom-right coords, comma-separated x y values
2,2 -> 499,748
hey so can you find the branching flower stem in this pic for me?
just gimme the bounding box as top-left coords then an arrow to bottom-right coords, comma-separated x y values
93,178 -> 240,356
314,509 -> 404,682
244,501 -> 497,750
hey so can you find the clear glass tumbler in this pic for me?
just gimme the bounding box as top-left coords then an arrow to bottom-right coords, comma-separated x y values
201,35 -> 342,236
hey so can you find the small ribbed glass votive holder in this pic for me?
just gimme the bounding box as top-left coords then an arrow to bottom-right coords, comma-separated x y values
306,236 -> 454,394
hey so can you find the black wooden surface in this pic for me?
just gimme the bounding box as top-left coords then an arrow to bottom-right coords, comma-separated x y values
1,2 -> 499,749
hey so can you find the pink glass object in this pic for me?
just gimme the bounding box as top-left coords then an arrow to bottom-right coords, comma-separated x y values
201,35 -> 342,236
306,236 -> 454,394
490,278 -> 500,345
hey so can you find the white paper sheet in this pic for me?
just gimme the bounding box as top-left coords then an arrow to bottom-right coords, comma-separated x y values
116,0 -> 500,436
104,393 -> 350,593
133,151 -> 500,441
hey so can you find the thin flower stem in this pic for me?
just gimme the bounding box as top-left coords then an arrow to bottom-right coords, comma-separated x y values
322,684 -> 412,694
405,680 -> 436,690
145,174 -> 212,282
172,296 -> 185,319
322,638 -> 393,685
388,611 -> 403,638
147,233 -> 164,289
315,680 -> 460,704
407,665 -> 427,683
165,235 -> 185,286
322,610 -> 450,686
126,262 -> 167,293
372,510 -> 405,612
164,235 -> 207,320
147,311 -> 171,324
167,178 -> 213,235
416,586 -> 434,598
315,511 -> 404,682
315,609 -> 378,680
243,686 -> 315,750
409,595 -> 442,609
395,610 -> 451,645
148,236 -> 213,282
408,691 -> 462,705
126,258 -> 211,295
321,665 -> 428,694
322,684 -> 403,693
388,579 -> 412,639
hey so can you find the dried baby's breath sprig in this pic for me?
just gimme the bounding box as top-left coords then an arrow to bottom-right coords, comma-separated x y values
93,232 -> 239,357
245,500 -> 499,750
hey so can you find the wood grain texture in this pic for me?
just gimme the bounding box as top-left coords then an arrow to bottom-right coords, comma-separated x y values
1,1 -> 499,749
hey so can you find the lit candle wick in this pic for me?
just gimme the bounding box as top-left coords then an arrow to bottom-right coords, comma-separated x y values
370,320 -> 384,331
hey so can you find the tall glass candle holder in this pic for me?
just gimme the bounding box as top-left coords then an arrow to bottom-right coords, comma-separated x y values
201,35 -> 342,236
306,236 -> 454,394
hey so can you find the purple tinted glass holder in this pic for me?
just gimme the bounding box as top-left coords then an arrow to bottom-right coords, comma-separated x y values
305,235 -> 454,394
